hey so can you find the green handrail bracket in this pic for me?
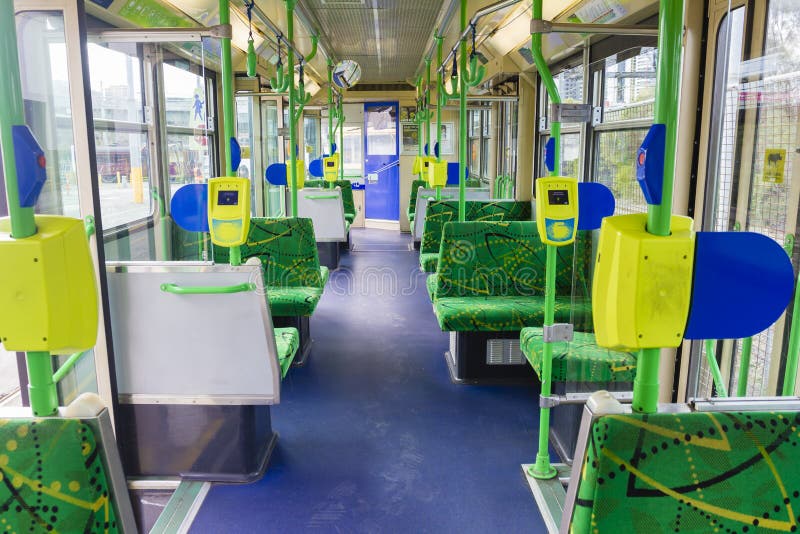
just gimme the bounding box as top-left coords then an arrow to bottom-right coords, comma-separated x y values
84,215 -> 96,239
160,282 -> 256,295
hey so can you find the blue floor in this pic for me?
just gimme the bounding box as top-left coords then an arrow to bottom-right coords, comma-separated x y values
191,228 -> 549,533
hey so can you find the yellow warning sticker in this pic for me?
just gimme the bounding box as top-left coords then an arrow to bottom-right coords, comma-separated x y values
764,148 -> 787,183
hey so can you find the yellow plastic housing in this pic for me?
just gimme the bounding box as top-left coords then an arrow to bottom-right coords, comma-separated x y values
208,177 -> 251,247
323,153 -> 340,183
534,176 -> 579,246
412,156 -> 422,175
292,160 -> 306,190
592,213 -> 695,350
428,160 -> 448,188
0,216 -> 98,353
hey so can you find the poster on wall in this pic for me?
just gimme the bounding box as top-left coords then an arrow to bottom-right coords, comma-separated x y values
439,123 -> 455,155
401,123 -> 419,155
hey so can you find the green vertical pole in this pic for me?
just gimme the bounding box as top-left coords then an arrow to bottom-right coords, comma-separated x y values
0,6 -> 36,239
425,59 -> 432,158
737,337 -> 752,396
436,36 -> 444,164
0,4 -> 58,416
220,0 -> 241,265
633,0 -> 684,414
531,0 -> 561,177
285,0 -> 298,216
339,99 -> 344,182
529,244 -> 558,479
458,0 -> 468,222
781,272 -> 800,395
327,61 -> 335,190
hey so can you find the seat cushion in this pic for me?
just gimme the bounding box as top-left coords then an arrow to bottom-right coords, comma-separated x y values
434,296 -> 588,332
419,252 -> 439,273
0,418 -> 120,532
274,327 -> 300,378
520,328 -> 636,382
345,212 -> 356,225
573,411 -> 800,533
319,266 -> 330,286
408,211 -> 415,223
268,287 -> 323,316
426,274 -> 438,301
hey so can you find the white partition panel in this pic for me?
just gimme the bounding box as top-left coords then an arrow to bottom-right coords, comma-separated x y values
295,187 -> 348,242
106,262 -> 281,405
412,188 -> 494,240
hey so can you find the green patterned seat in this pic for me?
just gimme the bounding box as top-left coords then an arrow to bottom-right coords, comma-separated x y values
407,179 -> 427,224
520,329 -> 636,382
275,327 -> 300,378
426,273 -> 438,301
0,418 -> 121,532
419,201 -> 532,273
433,221 -> 583,332
571,410 -> 800,533
216,218 -> 326,317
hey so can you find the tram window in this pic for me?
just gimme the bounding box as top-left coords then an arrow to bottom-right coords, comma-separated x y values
541,64 -> 584,131
366,106 -> 397,156
539,133 -> 581,179
694,2 -> 800,397
262,99 -> 283,217
15,12 -> 81,219
304,115 -> 322,163
343,126 -> 363,177
594,130 -> 648,214
163,61 -> 215,193
87,43 -> 153,229
600,47 -> 656,123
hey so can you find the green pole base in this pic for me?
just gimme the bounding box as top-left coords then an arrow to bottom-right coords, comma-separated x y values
528,454 -> 557,480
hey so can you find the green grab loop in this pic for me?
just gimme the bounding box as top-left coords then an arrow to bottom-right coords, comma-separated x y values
0,2 -> 36,239
737,337 -> 752,396
704,339 -> 728,397
53,350 -> 91,384
530,244 -> 558,480
306,35 -> 318,63
532,0 -> 561,177
84,215 -> 96,239
160,282 -> 256,295
247,38 -> 257,77
26,352 -> 58,417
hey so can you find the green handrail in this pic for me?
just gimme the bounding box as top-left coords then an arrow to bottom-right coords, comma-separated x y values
704,339 -> 728,397
306,194 -> 339,200
160,282 -> 256,295
782,233 -> 800,395
52,350 -> 91,384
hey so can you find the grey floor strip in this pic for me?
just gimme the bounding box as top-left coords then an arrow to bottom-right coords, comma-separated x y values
150,480 -> 211,534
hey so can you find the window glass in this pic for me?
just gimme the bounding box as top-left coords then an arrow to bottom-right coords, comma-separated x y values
163,61 -> 214,196
88,43 -> 153,228
540,133 -> 582,179
304,115 -> 322,163
602,47 -> 657,122
366,106 -> 396,156
594,130 -> 648,214
343,126 -> 363,176
261,99 -> 283,217
16,12 -> 80,218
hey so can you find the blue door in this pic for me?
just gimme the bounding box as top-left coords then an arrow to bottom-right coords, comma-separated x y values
364,102 -> 399,220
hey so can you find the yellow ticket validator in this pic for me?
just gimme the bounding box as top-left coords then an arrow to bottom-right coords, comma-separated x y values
208,177 -> 251,247
535,177 -> 579,246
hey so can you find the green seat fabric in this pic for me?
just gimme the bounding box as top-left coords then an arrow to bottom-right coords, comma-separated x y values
419,252 -> 439,273
0,418 -> 121,532
268,287 -> 324,316
571,411 -> 800,533
407,179 -> 427,223
320,266 -> 330,286
216,218 -> 326,317
426,274 -> 438,301
435,296 -> 586,331
419,201 -> 532,272
433,221 -> 588,332
520,328 -> 636,382
274,327 -> 300,378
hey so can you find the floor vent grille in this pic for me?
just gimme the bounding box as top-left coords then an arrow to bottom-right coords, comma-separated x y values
486,339 -> 525,365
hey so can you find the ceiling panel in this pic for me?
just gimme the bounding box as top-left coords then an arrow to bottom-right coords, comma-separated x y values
305,0 -> 445,83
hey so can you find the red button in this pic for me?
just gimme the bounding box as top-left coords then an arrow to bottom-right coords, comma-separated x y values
638,152 -> 646,166
37,155 -> 46,168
